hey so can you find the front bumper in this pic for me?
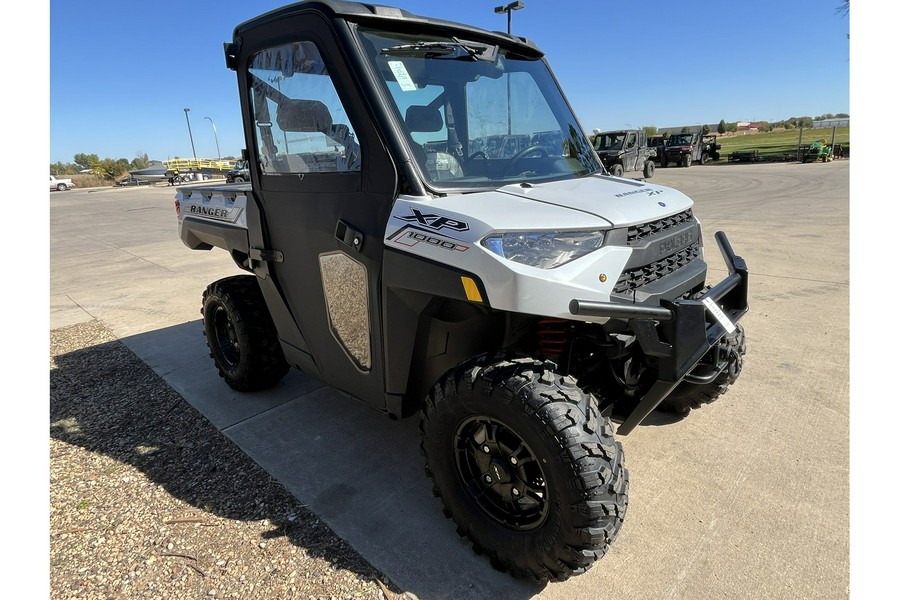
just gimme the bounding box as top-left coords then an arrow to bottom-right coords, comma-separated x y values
569,231 -> 749,434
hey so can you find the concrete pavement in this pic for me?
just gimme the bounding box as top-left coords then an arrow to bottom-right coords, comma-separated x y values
50,161 -> 850,599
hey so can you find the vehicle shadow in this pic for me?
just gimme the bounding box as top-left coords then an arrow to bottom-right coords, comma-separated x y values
50,320 -> 543,600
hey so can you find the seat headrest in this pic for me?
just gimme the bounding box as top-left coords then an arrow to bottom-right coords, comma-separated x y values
405,105 -> 443,132
276,99 -> 333,133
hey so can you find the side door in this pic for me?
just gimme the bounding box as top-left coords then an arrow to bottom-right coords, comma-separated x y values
237,14 -> 397,408
623,131 -> 638,171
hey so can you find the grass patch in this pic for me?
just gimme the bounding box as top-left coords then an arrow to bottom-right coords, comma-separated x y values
714,127 -> 850,159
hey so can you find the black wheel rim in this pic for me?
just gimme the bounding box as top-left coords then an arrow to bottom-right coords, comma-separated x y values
212,306 -> 240,369
454,416 -> 549,531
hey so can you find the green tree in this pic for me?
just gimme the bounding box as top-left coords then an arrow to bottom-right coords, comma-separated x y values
643,126 -> 658,136
50,161 -> 77,176
702,124 -> 710,135
131,153 -> 150,170
94,158 -> 131,180
717,120 -> 726,134
73,153 -> 100,171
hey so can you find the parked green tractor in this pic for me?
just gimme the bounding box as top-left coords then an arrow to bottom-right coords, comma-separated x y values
803,139 -> 833,163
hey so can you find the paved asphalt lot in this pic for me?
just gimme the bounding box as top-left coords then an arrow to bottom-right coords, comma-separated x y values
50,161 -> 850,599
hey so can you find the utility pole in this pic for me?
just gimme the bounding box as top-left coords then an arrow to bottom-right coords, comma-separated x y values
184,108 -> 197,160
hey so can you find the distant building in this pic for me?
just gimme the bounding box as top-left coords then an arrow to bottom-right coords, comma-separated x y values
813,118 -> 849,128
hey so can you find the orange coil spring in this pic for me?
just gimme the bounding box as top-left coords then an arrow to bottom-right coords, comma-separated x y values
537,318 -> 568,358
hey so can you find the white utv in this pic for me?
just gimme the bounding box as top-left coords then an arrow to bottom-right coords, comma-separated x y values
175,0 -> 749,583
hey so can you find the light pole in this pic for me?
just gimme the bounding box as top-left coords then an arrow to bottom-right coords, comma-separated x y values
183,108 -> 197,160
494,3 -> 524,135
494,1 -> 524,35
204,116 -> 221,160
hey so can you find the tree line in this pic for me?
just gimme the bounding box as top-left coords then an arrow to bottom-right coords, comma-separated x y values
50,153 -> 154,180
713,113 -> 849,134
637,113 -> 849,138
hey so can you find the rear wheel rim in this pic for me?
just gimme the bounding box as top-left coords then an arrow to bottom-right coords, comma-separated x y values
212,305 -> 240,369
454,416 -> 549,531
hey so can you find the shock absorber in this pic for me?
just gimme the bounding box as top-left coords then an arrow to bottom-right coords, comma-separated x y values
537,318 -> 569,359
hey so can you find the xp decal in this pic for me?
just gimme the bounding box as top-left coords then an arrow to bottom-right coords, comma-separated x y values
398,208 -> 469,232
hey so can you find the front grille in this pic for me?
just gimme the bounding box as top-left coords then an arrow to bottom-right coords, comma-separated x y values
614,242 -> 701,294
626,210 -> 694,245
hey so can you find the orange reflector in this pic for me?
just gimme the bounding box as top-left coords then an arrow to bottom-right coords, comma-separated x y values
461,276 -> 483,303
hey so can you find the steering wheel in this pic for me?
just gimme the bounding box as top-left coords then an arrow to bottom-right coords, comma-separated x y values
501,145 -> 548,177
467,151 -> 487,161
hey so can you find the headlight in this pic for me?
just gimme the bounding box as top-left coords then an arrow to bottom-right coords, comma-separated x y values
482,230 -> 606,269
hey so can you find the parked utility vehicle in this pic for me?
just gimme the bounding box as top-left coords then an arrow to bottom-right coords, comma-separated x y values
225,159 -> 250,183
661,132 -> 721,167
176,0 -> 749,582
592,129 -> 656,178
647,134 -> 666,166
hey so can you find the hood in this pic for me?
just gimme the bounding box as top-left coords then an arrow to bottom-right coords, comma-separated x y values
495,175 -> 693,227
419,175 -> 694,230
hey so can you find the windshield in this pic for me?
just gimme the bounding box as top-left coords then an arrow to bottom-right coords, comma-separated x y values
667,134 -> 693,146
594,132 -> 625,151
358,27 -> 600,190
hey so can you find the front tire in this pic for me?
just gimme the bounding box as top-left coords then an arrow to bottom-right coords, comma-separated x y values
610,163 -> 624,177
202,275 -> 290,392
657,324 -> 747,414
420,356 -> 628,582
643,160 -> 655,178
57,183 -> 68,191
683,154 -> 692,167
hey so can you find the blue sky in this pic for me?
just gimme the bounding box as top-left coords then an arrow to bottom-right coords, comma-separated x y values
49,0 -> 851,164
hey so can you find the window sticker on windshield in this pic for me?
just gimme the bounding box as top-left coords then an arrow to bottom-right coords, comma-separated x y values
388,61 -> 416,91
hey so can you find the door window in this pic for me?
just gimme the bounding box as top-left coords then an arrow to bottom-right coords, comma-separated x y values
249,42 -> 362,174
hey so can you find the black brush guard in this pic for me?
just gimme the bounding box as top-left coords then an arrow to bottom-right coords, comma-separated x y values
569,231 -> 749,435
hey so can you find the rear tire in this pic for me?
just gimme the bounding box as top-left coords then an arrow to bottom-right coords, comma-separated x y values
420,356 -> 628,583
657,324 -> 746,414
234,176 -> 245,183
643,160 -> 655,178
57,183 -> 68,191
202,275 -> 290,392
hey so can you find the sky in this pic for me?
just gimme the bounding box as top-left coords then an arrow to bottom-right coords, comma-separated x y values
49,0 -> 851,165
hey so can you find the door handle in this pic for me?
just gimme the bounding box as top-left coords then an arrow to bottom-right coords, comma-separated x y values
335,220 -> 364,252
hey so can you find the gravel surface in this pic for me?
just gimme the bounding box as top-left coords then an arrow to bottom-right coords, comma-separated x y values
50,320 -> 412,600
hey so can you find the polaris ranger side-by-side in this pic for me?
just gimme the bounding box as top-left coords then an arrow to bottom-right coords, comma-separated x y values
661,132 -> 721,167
175,0 -> 749,583
592,129 -> 656,178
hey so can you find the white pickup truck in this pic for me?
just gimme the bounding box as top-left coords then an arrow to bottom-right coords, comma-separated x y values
50,175 -> 75,191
